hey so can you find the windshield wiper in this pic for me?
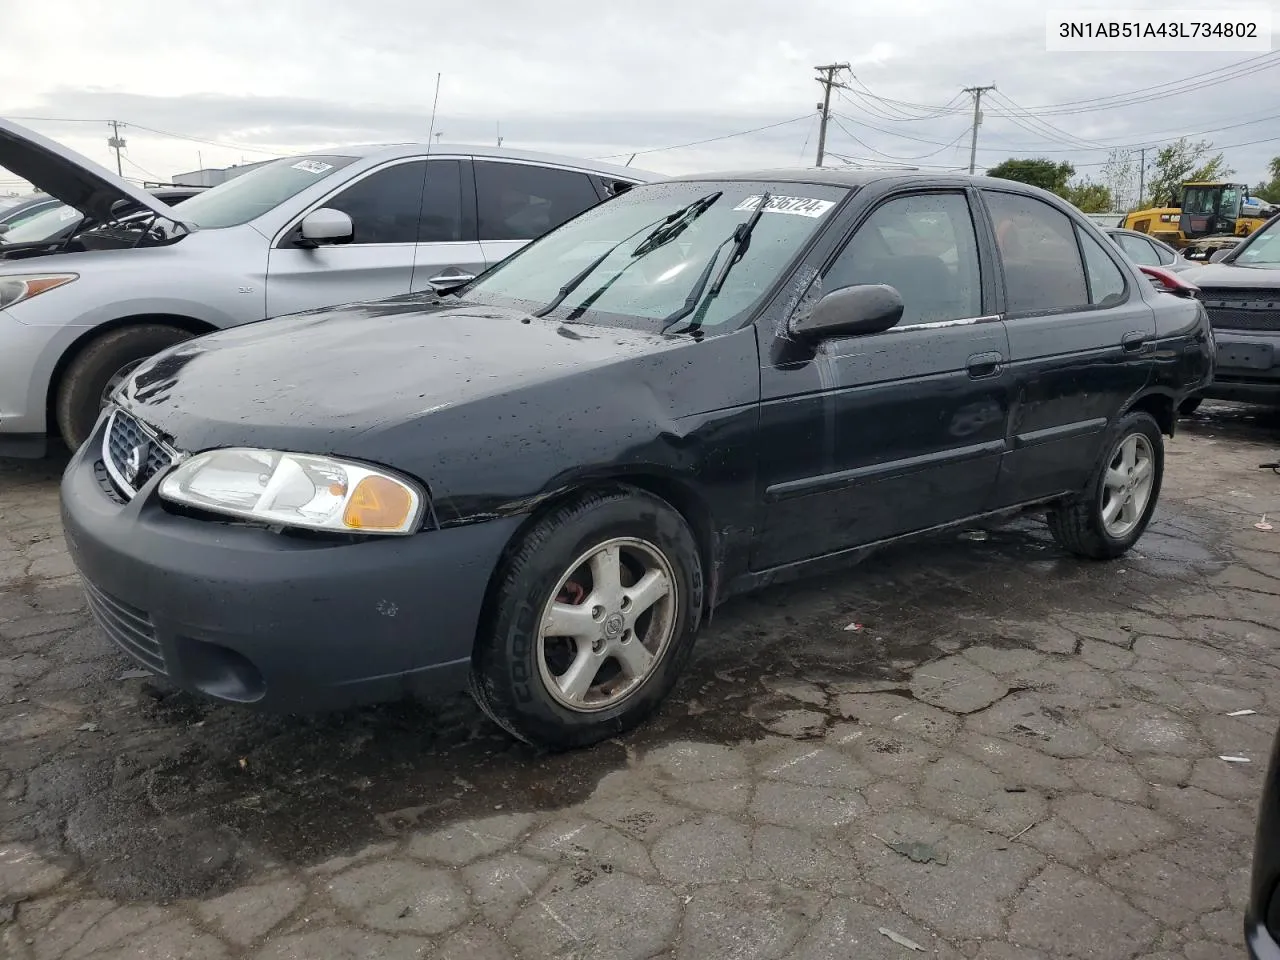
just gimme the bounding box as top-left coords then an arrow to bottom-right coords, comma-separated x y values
661,192 -> 771,334
532,192 -> 727,320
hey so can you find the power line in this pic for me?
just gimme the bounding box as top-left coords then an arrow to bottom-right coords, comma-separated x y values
798,111 -> 818,164
1012,51 -> 1280,113
4,115 -> 290,157
121,151 -> 165,183
829,115 -> 970,163
1000,54 -> 1280,117
843,53 -> 1280,123
845,79 -> 968,121
1069,130 -> 1280,168
124,123 -> 289,157
591,115 -> 813,160
986,91 -> 1111,150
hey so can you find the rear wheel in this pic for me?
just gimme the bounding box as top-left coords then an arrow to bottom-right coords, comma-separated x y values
1047,411 -> 1164,560
55,324 -> 194,451
469,486 -> 703,750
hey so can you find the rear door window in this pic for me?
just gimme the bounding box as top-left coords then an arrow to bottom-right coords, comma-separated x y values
1078,230 -> 1128,306
475,161 -> 602,241
1151,239 -> 1176,265
984,191 -> 1089,314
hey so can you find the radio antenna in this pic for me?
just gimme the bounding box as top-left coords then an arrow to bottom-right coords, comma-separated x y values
426,73 -> 442,152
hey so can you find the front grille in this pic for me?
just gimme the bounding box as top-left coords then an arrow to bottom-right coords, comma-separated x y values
1198,288 -> 1280,332
102,409 -> 176,499
82,580 -> 166,675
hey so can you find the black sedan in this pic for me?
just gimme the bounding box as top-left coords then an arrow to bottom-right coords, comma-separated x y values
61,170 -> 1213,749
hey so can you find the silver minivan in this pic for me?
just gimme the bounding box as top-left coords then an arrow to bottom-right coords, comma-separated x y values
0,119 -> 660,455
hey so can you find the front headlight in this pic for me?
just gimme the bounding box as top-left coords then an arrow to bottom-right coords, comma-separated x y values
158,448 -> 426,535
0,273 -> 78,310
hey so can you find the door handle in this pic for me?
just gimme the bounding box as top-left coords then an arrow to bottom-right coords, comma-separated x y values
426,269 -> 475,291
1121,332 -> 1152,353
967,352 -> 1003,379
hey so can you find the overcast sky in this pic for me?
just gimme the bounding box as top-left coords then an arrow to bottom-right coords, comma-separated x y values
2,0 -> 1278,197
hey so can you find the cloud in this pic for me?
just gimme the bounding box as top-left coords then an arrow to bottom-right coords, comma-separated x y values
1,0 -> 1277,189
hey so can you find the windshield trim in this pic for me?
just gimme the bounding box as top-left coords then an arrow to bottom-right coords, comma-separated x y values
455,178 -> 855,337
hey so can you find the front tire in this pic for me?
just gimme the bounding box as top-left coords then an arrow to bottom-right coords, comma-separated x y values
1046,411 -> 1164,560
470,486 -> 703,750
55,324 -> 194,451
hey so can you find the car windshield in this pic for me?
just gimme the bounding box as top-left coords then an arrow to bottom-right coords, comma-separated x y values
1,202 -> 83,244
170,155 -> 358,228
461,180 -> 849,334
1233,218 -> 1280,267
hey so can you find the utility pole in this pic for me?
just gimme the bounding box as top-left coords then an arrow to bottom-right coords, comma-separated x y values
1137,147 -> 1146,208
963,85 -> 995,175
496,122 -> 503,148
106,120 -> 126,177
814,62 -> 849,168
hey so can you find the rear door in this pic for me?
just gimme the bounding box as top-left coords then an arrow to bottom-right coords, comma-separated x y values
752,187 -> 1011,570
474,159 -> 609,268
408,158 -> 486,293
982,189 -> 1155,506
266,158 -> 426,316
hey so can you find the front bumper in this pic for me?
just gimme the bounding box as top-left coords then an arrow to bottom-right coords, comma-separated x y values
60,416 -> 522,712
1199,329 -> 1280,403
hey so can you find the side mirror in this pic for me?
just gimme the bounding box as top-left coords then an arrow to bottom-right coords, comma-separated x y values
296,208 -> 354,248
791,284 -> 904,341
1210,249 -> 1230,263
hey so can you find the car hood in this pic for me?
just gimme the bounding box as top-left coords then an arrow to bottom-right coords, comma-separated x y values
118,296 -> 680,452
1183,263 -> 1280,288
0,118 -> 183,225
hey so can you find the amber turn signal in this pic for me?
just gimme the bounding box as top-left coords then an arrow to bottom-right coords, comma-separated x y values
343,475 -> 415,530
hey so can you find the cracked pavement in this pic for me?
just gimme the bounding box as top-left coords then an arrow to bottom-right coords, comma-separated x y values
2,403 -> 1279,959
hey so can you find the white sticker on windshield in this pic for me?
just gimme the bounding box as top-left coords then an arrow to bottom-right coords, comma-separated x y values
734,195 -> 834,217
291,160 -> 333,175
59,207 -> 80,221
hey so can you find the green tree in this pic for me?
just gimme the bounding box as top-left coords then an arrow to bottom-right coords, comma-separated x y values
1146,138 -> 1234,208
1254,156 -> 1280,204
985,158 -> 1076,196
1064,180 -> 1113,213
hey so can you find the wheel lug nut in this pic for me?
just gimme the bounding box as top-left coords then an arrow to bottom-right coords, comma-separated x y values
591,606 -> 604,620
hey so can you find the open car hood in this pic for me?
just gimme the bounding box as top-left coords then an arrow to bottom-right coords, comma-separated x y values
0,118 -> 185,225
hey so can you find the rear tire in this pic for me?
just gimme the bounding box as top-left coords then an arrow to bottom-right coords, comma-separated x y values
1046,411 -> 1164,560
470,486 -> 703,750
55,324 -> 194,451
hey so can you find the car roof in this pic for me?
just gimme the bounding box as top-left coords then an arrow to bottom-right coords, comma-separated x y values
296,142 -> 663,183
657,168 -> 1084,196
